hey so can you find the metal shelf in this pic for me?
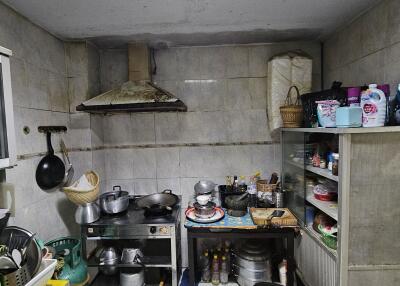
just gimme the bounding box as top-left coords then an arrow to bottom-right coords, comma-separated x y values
286,160 -> 338,182
87,255 -> 172,268
306,193 -> 338,220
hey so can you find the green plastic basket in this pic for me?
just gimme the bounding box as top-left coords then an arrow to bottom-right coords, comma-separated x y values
45,237 -> 81,268
318,225 -> 337,250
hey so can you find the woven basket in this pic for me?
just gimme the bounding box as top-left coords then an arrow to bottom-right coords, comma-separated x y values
256,180 -> 277,193
280,85 -> 303,128
63,171 -> 99,205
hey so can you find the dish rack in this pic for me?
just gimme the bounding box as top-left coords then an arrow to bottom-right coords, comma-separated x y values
1,259 -> 57,286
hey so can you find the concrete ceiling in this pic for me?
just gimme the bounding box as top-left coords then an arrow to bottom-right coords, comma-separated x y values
2,0 -> 380,47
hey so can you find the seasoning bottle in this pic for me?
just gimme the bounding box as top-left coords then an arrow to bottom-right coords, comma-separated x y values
247,176 -> 258,209
332,153 -> 339,176
220,256 -> 229,284
238,176 -> 247,192
275,184 -> 284,208
200,251 -> 211,282
211,254 -> 220,285
232,176 -> 239,192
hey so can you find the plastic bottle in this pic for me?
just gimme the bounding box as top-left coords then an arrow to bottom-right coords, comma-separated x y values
378,84 -> 390,124
347,87 -> 361,106
238,176 -> 247,192
211,254 -> 220,285
361,84 -> 387,127
200,250 -> 211,282
394,84 -> 400,125
247,176 -> 258,209
220,256 -> 229,284
224,247 -> 231,273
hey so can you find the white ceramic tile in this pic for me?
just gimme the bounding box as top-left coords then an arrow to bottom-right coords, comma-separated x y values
155,112 -> 180,144
92,150 -> 106,181
156,147 -> 180,178
132,148 -> 156,179
68,76 -> 89,113
224,46 -> 249,78
48,72 -> 69,112
131,113 -> 156,144
249,77 -> 267,109
225,78 -> 252,110
90,114 -> 104,148
68,151 -> 93,182
176,47 -> 201,79
248,45 -> 270,77
99,49 -> 128,92
154,49 -> 178,80
157,178 -> 180,194
103,114 -> 132,145
133,179 -> 157,195
199,46 -> 226,79
106,179 -> 135,195
24,63 -> 51,110
105,149 -> 133,180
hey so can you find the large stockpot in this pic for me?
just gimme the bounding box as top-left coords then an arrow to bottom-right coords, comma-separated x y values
232,263 -> 271,282
99,186 -> 129,214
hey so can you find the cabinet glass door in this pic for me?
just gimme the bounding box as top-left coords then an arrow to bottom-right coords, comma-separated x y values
282,131 -> 305,225
0,62 -> 9,160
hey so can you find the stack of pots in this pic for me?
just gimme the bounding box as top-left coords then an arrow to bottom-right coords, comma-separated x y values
232,240 -> 272,286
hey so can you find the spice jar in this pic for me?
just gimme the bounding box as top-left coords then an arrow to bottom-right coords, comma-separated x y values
320,159 -> 327,169
332,153 -> 339,176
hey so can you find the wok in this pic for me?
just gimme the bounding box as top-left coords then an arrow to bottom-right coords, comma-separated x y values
136,190 -> 179,212
35,132 -> 65,190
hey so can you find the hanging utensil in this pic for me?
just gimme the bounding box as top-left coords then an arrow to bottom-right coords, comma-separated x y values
35,132 -> 66,190
60,139 -> 74,186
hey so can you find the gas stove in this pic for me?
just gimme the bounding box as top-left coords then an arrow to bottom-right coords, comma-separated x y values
82,196 -> 181,239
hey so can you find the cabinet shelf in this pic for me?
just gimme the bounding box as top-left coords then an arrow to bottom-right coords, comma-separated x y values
87,254 -> 172,268
286,160 -> 338,182
306,193 -> 338,220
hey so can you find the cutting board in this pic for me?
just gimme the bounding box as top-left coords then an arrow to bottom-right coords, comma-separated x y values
250,208 -> 298,227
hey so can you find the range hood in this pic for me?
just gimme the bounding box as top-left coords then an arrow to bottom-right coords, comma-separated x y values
76,44 -> 187,113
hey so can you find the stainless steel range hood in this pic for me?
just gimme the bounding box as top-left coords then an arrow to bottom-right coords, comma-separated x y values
76,44 -> 187,113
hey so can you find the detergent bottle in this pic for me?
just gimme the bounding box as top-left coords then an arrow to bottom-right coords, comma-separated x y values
361,84 -> 387,127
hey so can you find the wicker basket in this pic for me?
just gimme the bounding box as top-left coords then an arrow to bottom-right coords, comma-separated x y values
256,180 -> 277,193
63,171 -> 99,205
280,86 -> 303,128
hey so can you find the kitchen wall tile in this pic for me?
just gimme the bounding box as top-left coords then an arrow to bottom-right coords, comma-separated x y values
154,49 -> 178,81
24,63 -> 51,110
179,177 -> 199,208
156,147 -> 180,178
68,76 -> 89,113
92,150 -> 106,181
358,51 -> 385,85
224,46 -> 249,78
248,45 -> 270,77
155,112 -> 180,144
65,42 -> 88,77
90,114 -> 104,148
132,148 -> 157,179
133,179 -> 157,195
65,112 -> 92,149
387,0 -> 400,45
176,47 -> 201,79
68,151 -> 93,182
157,178 -> 181,194
9,57 -> 29,108
48,72 -> 69,112
225,78 -> 252,110
87,42 -> 100,97
199,46 -> 226,79
105,149 -> 133,180
131,113 -> 156,144
99,49 -> 128,92
249,77 -> 267,109
103,114 -> 133,145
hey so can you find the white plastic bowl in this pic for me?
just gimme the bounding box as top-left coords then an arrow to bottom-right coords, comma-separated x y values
196,195 -> 211,205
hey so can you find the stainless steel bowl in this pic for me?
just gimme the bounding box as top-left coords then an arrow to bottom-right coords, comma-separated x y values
99,247 -> 120,275
194,202 -> 216,218
99,187 -> 129,214
75,202 -> 100,224
194,180 -> 217,195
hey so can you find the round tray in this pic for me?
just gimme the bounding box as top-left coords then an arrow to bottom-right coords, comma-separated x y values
185,207 -> 224,224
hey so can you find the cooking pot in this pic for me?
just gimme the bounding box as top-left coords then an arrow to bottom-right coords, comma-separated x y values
194,180 -> 217,195
136,190 -> 179,213
99,247 -> 120,275
120,268 -> 145,286
194,201 -> 216,219
232,263 -> 271,282
232,252 -> 270,271
75,202 -> 100,224
99,186 -> 129,214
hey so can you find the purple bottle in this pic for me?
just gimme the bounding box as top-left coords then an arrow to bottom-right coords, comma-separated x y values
347,87 -> 361,106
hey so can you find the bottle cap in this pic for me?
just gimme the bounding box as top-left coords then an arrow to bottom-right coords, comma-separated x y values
213,254 -> 218,259
347,87 -> 361,97
369,84 -> 377,89
222,256 -> 226,260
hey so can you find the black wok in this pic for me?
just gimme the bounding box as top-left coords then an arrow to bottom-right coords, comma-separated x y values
136,190 -> 179,212
35,132 -> 66,190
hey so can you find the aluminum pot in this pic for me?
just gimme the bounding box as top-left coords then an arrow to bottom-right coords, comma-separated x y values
120,268 -> 145,286
75,202 -> 100,224
136,190 -> 179,212
194,180 -> 217,195
99,247 -> 120,275
232,263 -> 271,282
99,186 -> 129,214
193,201 -> 216,219
232,252 -> 270,271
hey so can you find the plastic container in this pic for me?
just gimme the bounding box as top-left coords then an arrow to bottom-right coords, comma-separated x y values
316,100 -> 340,127
347,87 -> 361,106
361,84 -> 387,127
26,259 -> 57,286
318,225 -> 338,250
336,106 -> 362,127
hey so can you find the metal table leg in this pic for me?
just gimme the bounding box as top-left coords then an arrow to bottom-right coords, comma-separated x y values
286,231 -> 295,286
188,232 -> 196,286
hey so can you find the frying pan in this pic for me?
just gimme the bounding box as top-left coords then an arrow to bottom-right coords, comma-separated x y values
136,190 -> 179,213
35,132 -> 66,190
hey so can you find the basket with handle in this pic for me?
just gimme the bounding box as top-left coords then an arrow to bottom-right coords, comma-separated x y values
280,85 -> 303,128
63,171 -> 99,205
